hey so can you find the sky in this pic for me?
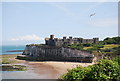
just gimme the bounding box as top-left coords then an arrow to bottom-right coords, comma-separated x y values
1,2 -> 118,45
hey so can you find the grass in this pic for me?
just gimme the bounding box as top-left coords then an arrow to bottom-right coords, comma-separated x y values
101,44 -> 120,49
1,54 -> 20,64
2,58 -> 12,64
1,54 -> 28,71
83,47 -> 93,50
83,44 -> 120,50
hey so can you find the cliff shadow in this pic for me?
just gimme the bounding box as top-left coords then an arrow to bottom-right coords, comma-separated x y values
16,55 -> 93,63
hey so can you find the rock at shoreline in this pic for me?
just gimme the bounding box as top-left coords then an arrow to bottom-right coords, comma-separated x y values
2,65 -> 27,71
6,50 -> 24,52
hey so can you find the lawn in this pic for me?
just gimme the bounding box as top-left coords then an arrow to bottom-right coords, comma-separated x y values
83,44 -> 120,50
101,44 -> 120,49
83,47 -> 93,50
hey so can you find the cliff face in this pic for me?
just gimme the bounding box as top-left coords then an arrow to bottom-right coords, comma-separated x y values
22,45 -> 94,62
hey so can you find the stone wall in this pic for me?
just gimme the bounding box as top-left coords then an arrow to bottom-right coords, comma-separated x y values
22,45 -> 94,62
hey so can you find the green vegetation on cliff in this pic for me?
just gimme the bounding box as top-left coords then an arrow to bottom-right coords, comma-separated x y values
65,37 -> 120,59
61,37 -> 120,80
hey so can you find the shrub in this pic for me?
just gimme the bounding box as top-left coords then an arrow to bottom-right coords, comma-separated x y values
88,59 -> 120,80
103,37 -> 120,44
83,43 -> 91,47
112,56 -> 120,65
61,59 -> 120,80
61,66 -> 91,81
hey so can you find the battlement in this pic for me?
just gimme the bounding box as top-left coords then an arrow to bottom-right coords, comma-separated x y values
45,35 -> 99,46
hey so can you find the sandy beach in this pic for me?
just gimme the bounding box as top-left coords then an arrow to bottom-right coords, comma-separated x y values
1,54 -> 94,79
27,61 -> 94,79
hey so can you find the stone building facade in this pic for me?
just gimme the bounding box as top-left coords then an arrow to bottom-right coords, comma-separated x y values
22,45 -> 94,62
45,35 -> 99,46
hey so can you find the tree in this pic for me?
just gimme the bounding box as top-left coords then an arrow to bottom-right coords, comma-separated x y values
103,37 -> 120,44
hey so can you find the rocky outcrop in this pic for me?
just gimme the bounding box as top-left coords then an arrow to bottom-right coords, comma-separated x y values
22,45 -> 94,62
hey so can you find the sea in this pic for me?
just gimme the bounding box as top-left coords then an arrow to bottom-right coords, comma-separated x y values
1,45 -> 48,79
1,45 -> 42,79
1,45 -> 25,55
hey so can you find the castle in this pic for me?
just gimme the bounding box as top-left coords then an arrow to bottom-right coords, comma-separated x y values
21,35 -> 98,62
45,35 -> 99,46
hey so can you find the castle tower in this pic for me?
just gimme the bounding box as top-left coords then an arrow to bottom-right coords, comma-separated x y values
93,38 -> 99,43
50,35 -> 54,40
69,36 -> 72,40
63,36 -> 66,40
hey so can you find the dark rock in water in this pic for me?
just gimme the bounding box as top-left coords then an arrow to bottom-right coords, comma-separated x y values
2,65 -> 27,71
6,50 -> 24,52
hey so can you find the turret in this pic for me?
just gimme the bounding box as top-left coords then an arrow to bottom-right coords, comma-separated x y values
63,36 -> 66,40
69,36 -> 72,40
93,38 -> 99,43
50,35 -> 54,40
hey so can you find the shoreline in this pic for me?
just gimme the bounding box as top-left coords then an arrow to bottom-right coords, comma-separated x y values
2,54 -> 94,79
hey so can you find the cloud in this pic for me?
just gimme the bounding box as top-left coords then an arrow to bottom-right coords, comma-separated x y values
11,34 -> 44,41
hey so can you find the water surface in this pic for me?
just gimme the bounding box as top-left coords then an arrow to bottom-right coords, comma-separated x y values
1,45 -> 25,55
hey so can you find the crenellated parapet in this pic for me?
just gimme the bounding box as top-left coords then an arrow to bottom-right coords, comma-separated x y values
45,35 -> 99,46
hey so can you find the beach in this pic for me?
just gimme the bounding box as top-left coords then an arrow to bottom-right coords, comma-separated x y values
1,54 -> 94,79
